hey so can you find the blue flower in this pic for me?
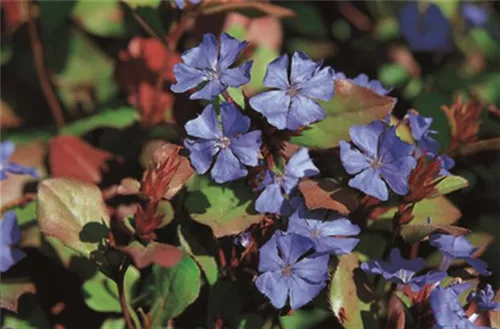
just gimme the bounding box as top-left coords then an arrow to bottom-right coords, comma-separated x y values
467,284 -> 500,312
184,102 -> 262,183
430,284 -> 490,329
287,201 -> 360,254
399,2 -> 452,52
255,148 -> 319,214
461,4 -> 489,27
249,51 -> 334,130
1,141 -> 38,181
174,0 -> 201,9
339,121 -> 417,201
171,33 -> 252,100
334,72 -> 391,96
0,211 -> 26,272
430,233 -> 491,276
255,231 -> 329,310
405,110 -> 454,176
360,248 -> 445,291
233,232 -> 252,248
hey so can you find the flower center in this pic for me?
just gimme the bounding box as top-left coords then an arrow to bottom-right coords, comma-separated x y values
281,264 -> 293,277
371,158 -> 383,169
207,68 -> 221,80
311,229 -> 322,238
286,84 -> 300,97
217,136 -> 231,149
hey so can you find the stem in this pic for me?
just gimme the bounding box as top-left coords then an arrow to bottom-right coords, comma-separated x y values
118,261 -> 135,329
27,1 -> 65,128
409,242 -> 420,259
130,8 -> 168,47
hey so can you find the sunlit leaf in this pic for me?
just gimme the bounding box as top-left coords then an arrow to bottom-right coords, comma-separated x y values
291,79 -> 396,149
100,318 -> 126,329
298,178 -> 358,215
150,253 -> 202,326
202,2 -> 295,18
428,175 -> 468,198
280,309 -> 331,329
37,178 -> 110,258
185,175 -> 262,238
0,281 -> 36,313
119,241 -> 184,269
72,0 -> 126,37
123,0 -> 161,9
329,253 -> 377,329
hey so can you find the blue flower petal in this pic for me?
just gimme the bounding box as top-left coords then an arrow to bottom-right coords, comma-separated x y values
182,33 -> 218,70
277,233 -> 313,265
349,167 -> 388,201
249,90 -> 291,129
258,231 -> 284,272
285,148 -> 319,179
409,270 -> 446,292
349,121 -> 385,159
286,95 -> 326,130
220,61 -> 252,88
290,51 -> 319,85
0,247 -> 26,273
255,271 -> 289,309
185,104 -> 221,139
3,163 -> 38,178
1,211 -> 21,245
316,237 -> 360,255
292,254 -> 330,283
339,140 -> 371,175
184,138 -> 217,174
211,148 -> 247,183
219,33 -> 248,69
298,66 -> 334,101
190,78 -> 226,100
220,102 -> 250,137
230,130 -> 262,167
407,111 -> 434,141
171,63 -> 207,93
255,182 -> 285,214
288,272 -> 326,310
1,141 -> 15,164
263,54 -> 290,90
319,218 -> 361,236
461,4 -> 488,27
379,157 -> 416,196
378,126 -> 415,162
464,257 -> 491,276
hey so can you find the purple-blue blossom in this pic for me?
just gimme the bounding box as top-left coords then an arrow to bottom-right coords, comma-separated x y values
184,102 -> 262,183
334,72 -> 391,96
249,51 -> 334,130
1,141 -> 38,181
287,201 -> 360,254
405,110 -> 454,176
360,248 -> 445,291
339,121 -> 417,201
467,284 -> 500,312
461,3 -> 489,27
430,233 -> 491,276
255,231 -> 329,310
255,148 -> 319,214
430,283 -> 490,329
399,2 -> 452,52
174,0 -> 201,9
171,33 -> 252,100
0,211 -> 26,272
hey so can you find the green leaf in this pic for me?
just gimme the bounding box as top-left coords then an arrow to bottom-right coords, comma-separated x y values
469,28 -> 500,59
429,175 -> 468,198
72,0 -> 126,37
185,175 -> 262,238
231,314 -> 265,329
39,1 -> 76,41
248,46 -> 279,91
282,3 -> 327,37
0,281 -> 36,313
378,64 -> 409,87
1,294 -> 50,329
37,178 -> 111,259
291,79 -> 396,149
123,0 -> 161,9
82,266 -> 140,313
329,253 -> 377,329
60,107 -> 140,136
150,253 -> 202,326
100,318 -> 126,329
54,28 -> 118,112
280,309 -> 331,329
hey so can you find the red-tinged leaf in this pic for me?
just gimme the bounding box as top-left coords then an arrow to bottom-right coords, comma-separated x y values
49,136 -> 114,184
0,281 -> 36,313
223,13 -> 283,50
291,79 -> 396,149
458,137 -> 500,156
201,1 -> 295,18
298,178 -> 358,215
0,100 -> 23,128
116,37 -> 181,127
1,141 -> 47,205
37,178 -> 110,258
117,178 -> 141,195
119,241 -> 184,269
141,142 -> 194,200
387,292 -> 405,329
0,0 -> 28,35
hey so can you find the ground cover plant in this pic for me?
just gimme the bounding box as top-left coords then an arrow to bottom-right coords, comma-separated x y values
1,1 -> 500,328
